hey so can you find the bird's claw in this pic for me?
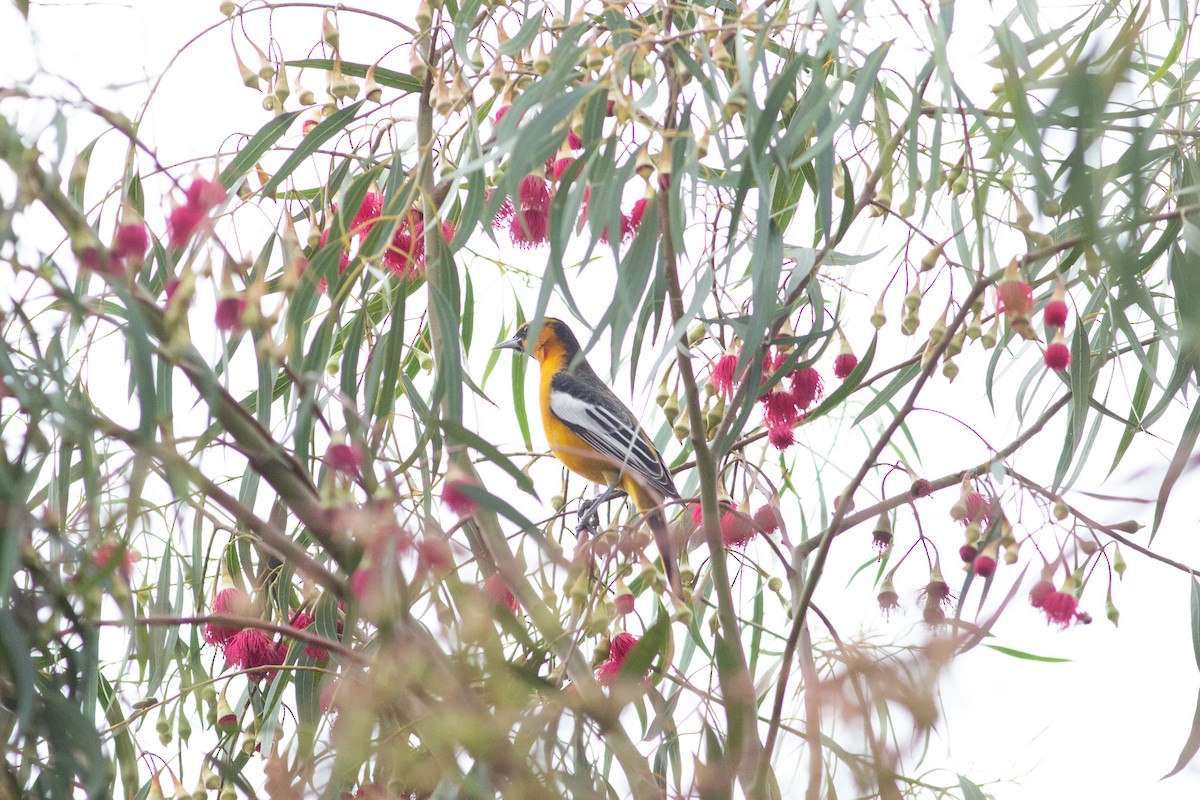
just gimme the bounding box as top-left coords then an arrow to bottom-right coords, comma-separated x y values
576,499 -> 601,537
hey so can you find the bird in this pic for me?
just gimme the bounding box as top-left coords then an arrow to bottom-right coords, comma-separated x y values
494,318 -> 682,596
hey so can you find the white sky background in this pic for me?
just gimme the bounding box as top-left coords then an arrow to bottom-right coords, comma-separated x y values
4,0 -> 1200,798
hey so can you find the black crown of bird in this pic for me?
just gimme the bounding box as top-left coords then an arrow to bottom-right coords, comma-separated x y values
494,318 -> 682,596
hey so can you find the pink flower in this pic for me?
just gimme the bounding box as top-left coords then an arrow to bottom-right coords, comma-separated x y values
288,612 -> 329,661
1042,590 -> 1079,628
350,192 -> 384,238
112,223 -> 149,260
833,352 -> 858,380
910,478 -> 933,498
959,544 -> 977,563
761,390 -> 798,429
963,492 -> 989,526
997,279 -> 1033,317
215,296 -> 247,332
494,105 -> 511,124
551,157 -> 574,180
224,628 -> 285,679
483,574 -> 519,613
167,204 -> 206,248
919,578 -> 953,626
627,197 -> 652,234
317,228 -> 351,281
690,503 -> 705,526
1043,299 -> 1069,329
615,592 -> 635,616
567,129 -> 584,150
518,175 -> 551,212
972,555 -> 997,578
609,632 -> 638,663
326,442 -> 363,476
1029,580 -> 1055,609
720,511 -> 756,547
441,474 -> 478,517
185,178 -> 226,212
788,368 -> 823,411
417,537 -> 453,574
752,504 -> 779,535
93,539 -> 140,578
384,224 -> 425,277
1044,342 -> 1070,371
710,352 -> 739,397
596,659 -> 622,685
766,422 -> 795,451
204,587 -> 252,647
509,207 -> 549,248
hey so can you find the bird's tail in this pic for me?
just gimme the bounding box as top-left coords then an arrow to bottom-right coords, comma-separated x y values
648,508 -> 682,598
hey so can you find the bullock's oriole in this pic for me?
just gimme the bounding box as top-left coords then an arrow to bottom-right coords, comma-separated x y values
494,318 -> 682,595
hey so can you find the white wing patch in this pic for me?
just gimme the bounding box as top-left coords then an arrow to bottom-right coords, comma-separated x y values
549,388 -> 677,499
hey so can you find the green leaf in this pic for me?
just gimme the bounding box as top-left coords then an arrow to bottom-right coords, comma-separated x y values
260,101 -> 364,196
285,59 -> 422,93
1163,687 -> 1200,779
217,109 -> 303,192
958,774 -> 988,800
1192,577 -> 1200,673
981,644 -> 1070,663
500,10 -> 544,57
1152,398 -> 1200,539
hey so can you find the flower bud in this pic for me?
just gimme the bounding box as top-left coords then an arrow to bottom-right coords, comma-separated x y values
1106,593 -> 1119,626
1113,547 -> 1126,577
235,50 -> 259,90
980,317 -> 998,349
636,151 -> 654,182
662,394 -> 681,426
533,43 -> 552,76
220,1 -> 236,17
900,311 -> 920,336
416,0 -> 432,29
870,295 -> 886,329
364,64 -> 382,103
920,242 -> 945,272
489,59 -> 507,92
410,47 -> 428,84
904,283 -> 922,312
321,10 -> 339,51
1052,500 -> 1069,521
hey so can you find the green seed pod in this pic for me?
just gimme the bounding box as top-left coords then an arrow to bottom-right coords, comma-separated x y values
945,329 -> 965,358
1106,594 -> 1119,626
1053,501 -> 1069,521
980,317 -> 998,349
900,311 -> 920,337
1113,547 -> 1126,577
673,422 -> 689,441
965,311 -> 982,340
767,576 -> 783,592
899,195 -> 916,218
904,284 -> 922,312
920,242 -> 945,272
663,395 -> 681,426
1042,198 -> 1061,217
220,1 -> 236,17
941,357 -> 958,381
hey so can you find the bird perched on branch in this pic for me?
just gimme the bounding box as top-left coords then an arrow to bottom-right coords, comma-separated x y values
494,318 -> 682,596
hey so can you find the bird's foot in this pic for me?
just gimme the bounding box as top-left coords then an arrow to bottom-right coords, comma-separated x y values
576,499 -> 601,537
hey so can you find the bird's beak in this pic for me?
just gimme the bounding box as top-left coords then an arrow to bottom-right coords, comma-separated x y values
492,334 -> 524,352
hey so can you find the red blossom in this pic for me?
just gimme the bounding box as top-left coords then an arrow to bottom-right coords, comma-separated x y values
627,197 -> 651,234
509,207 -> 549,248
185,178 -> 226,212
224,628 -> 285,679
1044,342 -> 1070,371
567,129 -> 584,150
384,224 -> 425,277
317,227 -> 351,282
326,442 -> 362,476
788,368 -> 823,411
910,478 -> 933,498
349,568 -> 372,600
93,540 -> 140,578
752,504 -> 779,535
417,537 -> 453,574
167,204 -> 206,248
720,511 -> 756,547
972,555 -> 997,578
441,476 -> 478,517
204,587 -> 252,647
959,544 -> 978,563
596,659 -> 622,685
113,223 -> 149,260
483,574 -> 519,613
493,104 -> 511,124
1043,299 -> 1069,329
963,491 -> 990,526
996,279 -> 1033,317
690,503 -> 705,526
518,175 -> 552,212
551,157 -> 574,180
215,296 -> 247,332
615,592 -> 635,616
288,613 -> 330,661
610,632 -> 638,663
164,279 -> 181,304
710,352 -> 739,397
919,578 -> 954,626
761,390 -> 798,429
833,352 -> 858,380
1041,590 -> 1079,628
1029,579 -> 1055,609
767,422 -> 795,451
350,192 -> 384,238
